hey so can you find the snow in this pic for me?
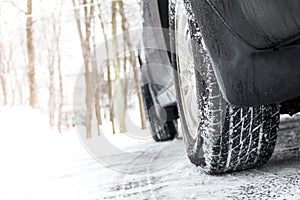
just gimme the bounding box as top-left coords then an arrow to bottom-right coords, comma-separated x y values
0,106 -> 180,199
0,106 -> 96,200
1,107 -> 300,199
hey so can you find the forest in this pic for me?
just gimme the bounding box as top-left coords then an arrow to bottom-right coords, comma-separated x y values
0,0 -> 146,137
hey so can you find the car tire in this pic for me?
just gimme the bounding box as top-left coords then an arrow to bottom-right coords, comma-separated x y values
141,84 -> 178,142
173,0 -> 280,174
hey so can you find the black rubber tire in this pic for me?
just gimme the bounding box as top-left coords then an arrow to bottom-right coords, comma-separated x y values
141,84 -> 178,142
173,0 -> 280,174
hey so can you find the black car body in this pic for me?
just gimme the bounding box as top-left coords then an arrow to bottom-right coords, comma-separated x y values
142,0 -> 300,113
140,0 -> 300,173
190,0 -> 300,107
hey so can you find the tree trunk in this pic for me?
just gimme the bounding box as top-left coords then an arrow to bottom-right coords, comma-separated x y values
0,42 -> 7,105
118,1 -> 147,129
107,60 -> 115,134
72,0 -> 93,138
130,52 -> 147,129
84,58 -> 92,138
57,50 -> 63,133
0,75 -> 7,105
91,17 -> 102,136
97,1 -> 115,133
54,4 -> 63,133
48,51 -> 55,127
119,1 -> 129,132
26,0 -> 37,107
112,1 -> 126,133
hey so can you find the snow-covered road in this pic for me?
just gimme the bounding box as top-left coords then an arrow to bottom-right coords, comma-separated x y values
94,116 -> 300,200
1,107 -> 300,199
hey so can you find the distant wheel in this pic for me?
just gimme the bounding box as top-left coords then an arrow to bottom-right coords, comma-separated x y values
174,0 -> 280,174
141,84 -> 178,142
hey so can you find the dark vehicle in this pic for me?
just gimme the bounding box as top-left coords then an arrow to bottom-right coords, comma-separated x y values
140,0 -> 300,174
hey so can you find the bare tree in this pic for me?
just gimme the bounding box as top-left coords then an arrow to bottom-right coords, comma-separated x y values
72,0 -> 94,138
0,21 -> 22,106
91,15 -> 102,136
0,40 -> 7,105
47,47 -> 55,127
118,1 -> 146,129
112,1 -> 127,133
41,2 -> 63,129
52,3 -> 64,133
26,0 -> 37,107
119,1 -> 129,132
97,1 -> 115,133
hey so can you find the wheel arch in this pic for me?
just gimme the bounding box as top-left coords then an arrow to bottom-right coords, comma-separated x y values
188,0 -> 300,107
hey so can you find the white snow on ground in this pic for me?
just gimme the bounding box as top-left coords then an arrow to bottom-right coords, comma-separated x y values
1,106 -> 300,200
0,106 -> 98,200
0,106 -> 159,200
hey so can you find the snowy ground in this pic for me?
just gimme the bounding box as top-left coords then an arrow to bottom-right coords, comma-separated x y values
1,107 -> 300,200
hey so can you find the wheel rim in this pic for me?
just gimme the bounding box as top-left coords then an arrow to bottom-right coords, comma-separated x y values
175,3 -> 198,139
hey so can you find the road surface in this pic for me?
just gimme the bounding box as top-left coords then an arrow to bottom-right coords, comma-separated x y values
96,116 -> 300,200
1,109 -> 300,200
